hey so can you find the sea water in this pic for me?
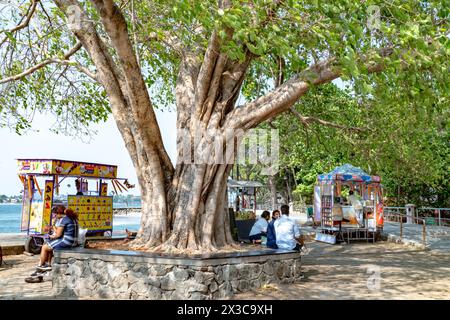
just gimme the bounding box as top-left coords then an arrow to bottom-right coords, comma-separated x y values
0,203 -> 141,233
0,204 -> 22,233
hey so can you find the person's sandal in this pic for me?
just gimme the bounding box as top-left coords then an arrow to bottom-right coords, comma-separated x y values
25,275 -> 43,283
36,263 -> 52,272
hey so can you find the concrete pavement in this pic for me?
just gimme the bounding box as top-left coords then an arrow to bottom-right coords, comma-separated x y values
382,221 -> 450,254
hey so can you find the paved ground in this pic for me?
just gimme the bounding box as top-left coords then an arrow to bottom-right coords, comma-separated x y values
236,241 -> 450,300
0,254 -> 53,300
1,219 -> 449,300
1,241 -> 449,300
383,222 -> 450,253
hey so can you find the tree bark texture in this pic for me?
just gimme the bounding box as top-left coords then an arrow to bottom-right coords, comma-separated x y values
52,0 -> 389,252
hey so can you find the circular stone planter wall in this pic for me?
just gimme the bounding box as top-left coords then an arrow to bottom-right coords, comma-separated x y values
52,247 -> 302,300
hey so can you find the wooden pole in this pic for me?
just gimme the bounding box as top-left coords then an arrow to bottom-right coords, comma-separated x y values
115,179 -> 128,191
113,179 -> 124,193
111,180 -> 119,195
55,175 -> 59,195
33,176 -> 42,197
27,176 -> 33,199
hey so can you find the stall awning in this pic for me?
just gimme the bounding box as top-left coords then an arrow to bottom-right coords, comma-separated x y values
17,159 -> 118,179
318,164 -> 380,183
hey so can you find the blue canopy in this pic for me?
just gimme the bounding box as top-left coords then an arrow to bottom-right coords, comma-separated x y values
318,164 -> 380,183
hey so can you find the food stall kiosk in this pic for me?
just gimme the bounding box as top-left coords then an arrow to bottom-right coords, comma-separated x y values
314,164 -> 384,244
227,179 -> 263,242
17,159 -> 134,253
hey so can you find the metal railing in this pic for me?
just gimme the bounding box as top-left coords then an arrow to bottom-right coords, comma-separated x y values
384,206 -> 450,227
384,212 -> 427,246
417,207 -> 450,227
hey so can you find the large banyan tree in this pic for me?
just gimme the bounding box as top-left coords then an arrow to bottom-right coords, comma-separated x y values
0,0 -> 447,252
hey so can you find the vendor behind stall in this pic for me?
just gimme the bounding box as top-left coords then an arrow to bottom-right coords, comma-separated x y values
348,190 -> 363,227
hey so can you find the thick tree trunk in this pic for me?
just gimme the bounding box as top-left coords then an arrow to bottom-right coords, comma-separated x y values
131,162 -> 237,253
52,0 -> 389,253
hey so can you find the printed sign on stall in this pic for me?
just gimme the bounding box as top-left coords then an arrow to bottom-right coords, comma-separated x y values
41,180 -> 54,234
67,196 -> 113,232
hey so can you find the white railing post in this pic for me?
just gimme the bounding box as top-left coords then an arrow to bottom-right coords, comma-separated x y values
438,209 -> 441,227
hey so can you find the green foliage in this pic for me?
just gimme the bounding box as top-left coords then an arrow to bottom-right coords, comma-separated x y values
0,0 -> 447,205
253,83 -> 449,207
234,210 -> 256,220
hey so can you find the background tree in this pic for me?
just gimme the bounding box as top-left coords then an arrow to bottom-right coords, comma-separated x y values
254,83 -> 449,208
0,0 -> 447,252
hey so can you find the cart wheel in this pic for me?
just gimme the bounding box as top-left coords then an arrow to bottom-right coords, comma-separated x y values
25,237 -> 44,254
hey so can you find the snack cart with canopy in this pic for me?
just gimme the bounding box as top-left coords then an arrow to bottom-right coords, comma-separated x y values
17,159 -> 134,253
314,164 -> 384,244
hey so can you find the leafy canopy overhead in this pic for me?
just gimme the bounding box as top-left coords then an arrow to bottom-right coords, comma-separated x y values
0,0 -> 448,141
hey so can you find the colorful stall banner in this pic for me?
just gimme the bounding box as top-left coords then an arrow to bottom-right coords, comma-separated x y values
67,196 -> 113,232
100,183 -> 108,196
28,200 -> 44,234
41,180 -> 54,234
17,159 -> 117,179
17,160 -> 53,175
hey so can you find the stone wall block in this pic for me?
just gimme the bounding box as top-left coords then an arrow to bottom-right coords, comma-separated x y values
160,272 -> 177,290
111,274 -> 129,292
209,280 -> 219,293
189,292 -> 209,300
218,282 -> 233,299
250,279 -> 261,290
275,263 -> 285,279
194,271 -> 215,286
173,267 -> 190,281
222,265 -> 238,282
149,264 -> 172,276
250,264 -> 263,279
106,262 -> 124,280
184,280 -> 208,294
53,250 -> 300,300
263,260 -> 275,275
214,267 -> 224,284
237,279 -> 250,292
132,263 -> 149,276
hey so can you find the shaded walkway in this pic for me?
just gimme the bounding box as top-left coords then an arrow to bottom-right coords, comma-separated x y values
236,242 -> 450,300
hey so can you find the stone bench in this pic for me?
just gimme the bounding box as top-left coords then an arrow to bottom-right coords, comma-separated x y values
53,247 -> 302,300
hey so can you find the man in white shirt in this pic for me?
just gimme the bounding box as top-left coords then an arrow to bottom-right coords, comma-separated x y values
249,211 -> 270,244
274,205 -> 303,251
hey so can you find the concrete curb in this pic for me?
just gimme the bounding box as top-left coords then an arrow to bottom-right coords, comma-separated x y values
1,245 -> 26,256
382,233 -> 426,250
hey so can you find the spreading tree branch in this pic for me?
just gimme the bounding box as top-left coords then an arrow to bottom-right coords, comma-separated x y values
0,0 -> 40,47
289,107 -> 366,133
225,47 -> 394,130
0,42 -> 89,84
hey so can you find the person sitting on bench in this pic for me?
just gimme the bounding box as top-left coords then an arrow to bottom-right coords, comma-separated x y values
248,211 -> 270,244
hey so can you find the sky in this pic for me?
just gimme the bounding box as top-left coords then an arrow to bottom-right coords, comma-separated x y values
0,110 -> 177,196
